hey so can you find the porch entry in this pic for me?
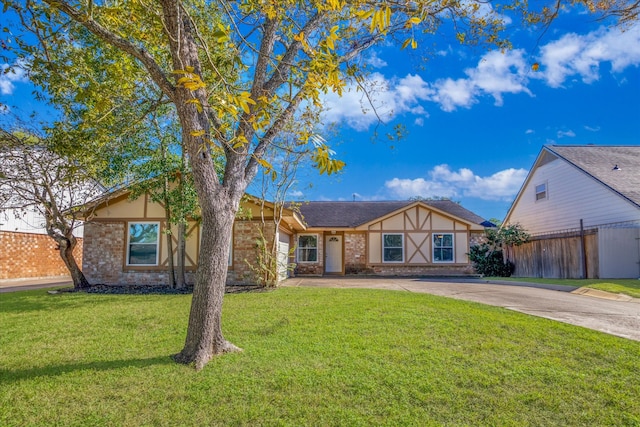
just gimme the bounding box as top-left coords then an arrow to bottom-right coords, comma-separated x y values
324,233 -> 343,274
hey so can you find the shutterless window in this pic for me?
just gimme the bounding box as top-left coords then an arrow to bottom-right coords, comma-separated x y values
127,222 -> 160,266
433,233 -> 454,263
535,183 -> 547,201
383,233 -> 404,262
297,235 -> 318,262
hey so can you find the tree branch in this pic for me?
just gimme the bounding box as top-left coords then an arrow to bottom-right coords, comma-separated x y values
42,0 -> 177,100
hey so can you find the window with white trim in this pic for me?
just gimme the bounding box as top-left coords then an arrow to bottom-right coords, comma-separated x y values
383,233 -> 404,263
535,182 -> 547,201
127,222 -> 160,266
297,234 -> 318,262
433,233 -> 454,263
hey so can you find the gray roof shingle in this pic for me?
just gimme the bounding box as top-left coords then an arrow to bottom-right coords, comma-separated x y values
546,145 -> 640,207
296,200 -> 489,228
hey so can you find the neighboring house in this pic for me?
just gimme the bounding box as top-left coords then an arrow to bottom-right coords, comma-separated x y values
503,145 -> 640,279
80,191 -> 491,285
0,209 -> 84,280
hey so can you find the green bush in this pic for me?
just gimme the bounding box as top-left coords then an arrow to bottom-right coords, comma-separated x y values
469,223 -> 528,277
468,244 -> 514,277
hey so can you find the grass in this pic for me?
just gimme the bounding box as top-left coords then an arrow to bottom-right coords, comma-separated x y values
1,287 -> 639,426
487,277 -> 640,298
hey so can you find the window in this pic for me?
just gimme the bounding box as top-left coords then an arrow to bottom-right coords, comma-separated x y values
127,222 -> 160,265
383,233 -> 404,262
535,183 -> 547,201
433,233 -> 454,263
297,235 -> 318,262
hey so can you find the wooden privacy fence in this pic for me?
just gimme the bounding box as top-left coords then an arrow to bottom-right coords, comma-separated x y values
504,229 -> 598,279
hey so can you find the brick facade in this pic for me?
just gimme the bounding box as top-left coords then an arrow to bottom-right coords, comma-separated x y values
83,221 -> 196,286
344,232 -> 371,274
228,220 -> 278,284
82,219 -> 282,286
293,233 -> 324,276
0,231 -> 83,280
291,230 -> 481,278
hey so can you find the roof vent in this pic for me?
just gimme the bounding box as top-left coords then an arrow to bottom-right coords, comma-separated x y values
612,164 -> 621,171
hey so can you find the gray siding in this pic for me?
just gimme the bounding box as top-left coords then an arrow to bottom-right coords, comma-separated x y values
508,158 -> 640,234
598,227 -> 640,278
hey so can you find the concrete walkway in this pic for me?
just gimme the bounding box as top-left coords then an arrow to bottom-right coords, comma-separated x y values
282,277 -> 640,342
0,276 -> 73,293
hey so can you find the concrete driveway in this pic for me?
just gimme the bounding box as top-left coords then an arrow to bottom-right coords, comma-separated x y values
283,277 -> 640,342
0,277 -> 73,293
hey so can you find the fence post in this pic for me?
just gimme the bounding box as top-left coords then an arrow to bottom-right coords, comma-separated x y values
580,219 -> 588,279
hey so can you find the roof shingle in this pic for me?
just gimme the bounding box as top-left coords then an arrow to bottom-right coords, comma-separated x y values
296,200 -> 489,228
546,145 -> 640,207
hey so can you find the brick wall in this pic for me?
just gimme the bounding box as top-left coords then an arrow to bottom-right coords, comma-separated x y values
370,264 -> 474,276
470,231 -> 487,247
344,232 -> 372,274
83,220 -> 199,286
229,220 -> 272,284
293,232 -> 324,276
292,230 -> 481,277
83,219 -> 274,286
0,231 -> 83,279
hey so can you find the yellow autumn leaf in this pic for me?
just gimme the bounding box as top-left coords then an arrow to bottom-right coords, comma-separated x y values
190,130 -> 205,137
186,98 -> 203,113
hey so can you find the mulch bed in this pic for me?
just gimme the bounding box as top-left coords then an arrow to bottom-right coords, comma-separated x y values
53,284 -> 268,295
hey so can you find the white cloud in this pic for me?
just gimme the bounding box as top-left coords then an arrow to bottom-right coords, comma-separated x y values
0,62 -> 28,95
321,72 -> 432,130
366,51 -> 388,68
584,125 -> 600,132
557,129 -> 576,138
321,24 -> 640,129
525,129 -> 535,134
537,25 -> 640,87
385,164 -> 528,201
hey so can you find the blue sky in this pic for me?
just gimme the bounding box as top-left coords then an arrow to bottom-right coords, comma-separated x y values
298,10 -> 640,221
2,6 -> 639,222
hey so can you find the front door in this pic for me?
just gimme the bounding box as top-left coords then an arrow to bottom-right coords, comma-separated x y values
325,234 -> 343,274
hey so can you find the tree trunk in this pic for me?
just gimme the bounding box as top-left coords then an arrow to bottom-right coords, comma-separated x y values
162,0 -> 244,369
165,227 -> 177,288
176,221 -> 187,289
57,234 -> 90,290
173,195 -> 242,369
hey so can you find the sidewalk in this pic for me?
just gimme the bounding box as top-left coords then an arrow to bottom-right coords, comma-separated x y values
0,276 -> 73,293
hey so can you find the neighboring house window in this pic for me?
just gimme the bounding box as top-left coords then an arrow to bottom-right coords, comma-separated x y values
433,233 -> 454,263
297,235 -> 318,262
535,183 -> 547,201
127,222 -> 160,265
383,233 -> 404,262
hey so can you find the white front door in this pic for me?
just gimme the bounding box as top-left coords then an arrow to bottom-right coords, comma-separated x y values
277,238 -> 290,281
325,234 -> 343,273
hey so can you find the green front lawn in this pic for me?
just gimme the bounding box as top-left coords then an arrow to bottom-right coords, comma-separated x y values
1,287 -> 638,426
489,277 -> 640,299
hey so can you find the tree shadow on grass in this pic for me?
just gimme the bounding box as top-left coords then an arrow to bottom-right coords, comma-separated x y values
0,355 -> 176,383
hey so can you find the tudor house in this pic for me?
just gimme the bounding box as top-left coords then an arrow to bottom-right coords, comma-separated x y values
80,190 -> 492,285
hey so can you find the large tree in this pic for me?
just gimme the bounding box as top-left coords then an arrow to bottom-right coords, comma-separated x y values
0,128 -> 103,289
4,0 -> 636,369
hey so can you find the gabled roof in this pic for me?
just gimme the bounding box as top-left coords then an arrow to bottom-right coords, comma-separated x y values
545,145 -> 640,207
503,144 -> 640,224
297,200 -> 490,228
